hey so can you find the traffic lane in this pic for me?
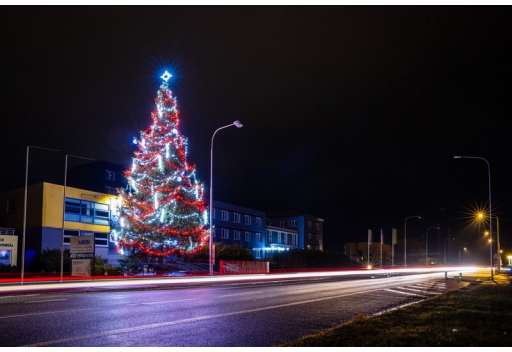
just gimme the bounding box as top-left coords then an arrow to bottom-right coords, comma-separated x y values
3,274 -> 465,346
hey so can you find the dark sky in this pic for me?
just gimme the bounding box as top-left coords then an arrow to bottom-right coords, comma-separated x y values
2,5 -> 512,254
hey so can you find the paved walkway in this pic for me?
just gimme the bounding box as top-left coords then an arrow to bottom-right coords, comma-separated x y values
455,269 -> 511,285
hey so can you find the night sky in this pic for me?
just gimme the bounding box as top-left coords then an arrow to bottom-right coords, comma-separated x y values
2,5 -> 512,257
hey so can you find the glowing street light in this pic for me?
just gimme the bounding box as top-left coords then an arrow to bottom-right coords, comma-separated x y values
209,121 -> 243,276
404,216 -> 421,267
454,156 -> 493,280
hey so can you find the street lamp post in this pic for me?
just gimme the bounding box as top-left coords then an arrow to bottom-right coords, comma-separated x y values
209,121 -> 243,276
425,227 -> 440,266
22,146 -> 59,284
454,156 -> 493,280
61,154 -> 94,281
404,216 -> 421,267
459,247 -> 467,265
444,237 -> 454,264
494,215 -> 500,272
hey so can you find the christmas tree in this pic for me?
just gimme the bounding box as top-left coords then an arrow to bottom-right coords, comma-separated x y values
116,71 -> 208,260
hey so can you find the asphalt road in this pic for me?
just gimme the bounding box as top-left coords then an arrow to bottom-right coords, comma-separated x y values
0,272 -> 467,347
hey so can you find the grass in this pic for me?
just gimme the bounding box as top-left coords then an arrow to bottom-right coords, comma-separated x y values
279,280 -> 512,347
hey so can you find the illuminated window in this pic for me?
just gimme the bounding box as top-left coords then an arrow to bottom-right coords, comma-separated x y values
234,230 -> 241,240
256,233 -> 262,242
267,230 -> 272,243
255,249 -> 262,259
221,210 -> 229,221
256,217 -> 262,226
234,213 -> 241,223
221,228 -> 229,239
64,198 -> 110,226
245,215 -> 251,225
245,232 -> 251,241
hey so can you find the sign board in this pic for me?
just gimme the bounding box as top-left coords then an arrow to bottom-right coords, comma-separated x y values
72,259 -> 92,276
70,235 -> 94,276
70,236 -> 94,253
0,235 -> 18,267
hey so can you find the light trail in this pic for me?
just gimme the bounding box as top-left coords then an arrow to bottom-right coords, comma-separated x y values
0,266 -> 481,294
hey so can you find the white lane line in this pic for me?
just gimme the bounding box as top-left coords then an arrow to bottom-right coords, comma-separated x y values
384,288 -> 425,297
0,294 -> 41,299
21,287 -> 386,347
24,299 -> 68,304
398,287 -> 440,295
217,291 -> 265,298
0,308 -> 93,319
135,298 -> 196,305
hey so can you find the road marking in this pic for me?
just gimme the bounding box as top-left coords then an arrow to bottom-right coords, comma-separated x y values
21,287 -> 387,347
0,308 -> 93,319
24,299 -> 68,304
384,288 -> 425,297
136,298 -> 196,305
398,286 -> 440,295
217,291 -> 265,297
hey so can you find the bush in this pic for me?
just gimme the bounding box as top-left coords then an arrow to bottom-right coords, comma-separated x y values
30,248 -> 70,273
0,263 -> 19,273
270,249 -> 350,269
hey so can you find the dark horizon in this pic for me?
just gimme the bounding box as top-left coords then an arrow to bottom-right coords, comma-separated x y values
1,5 -> 511,256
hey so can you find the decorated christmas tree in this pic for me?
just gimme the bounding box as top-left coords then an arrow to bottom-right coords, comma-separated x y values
116,71 -> 208,261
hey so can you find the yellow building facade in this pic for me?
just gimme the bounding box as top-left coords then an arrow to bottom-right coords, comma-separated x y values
0,182 -> 119,269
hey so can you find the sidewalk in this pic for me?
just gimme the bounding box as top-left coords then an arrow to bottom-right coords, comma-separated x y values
456,269 -> 511,285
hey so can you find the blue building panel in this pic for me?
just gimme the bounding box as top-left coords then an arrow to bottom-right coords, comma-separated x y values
211,200 -> 267,259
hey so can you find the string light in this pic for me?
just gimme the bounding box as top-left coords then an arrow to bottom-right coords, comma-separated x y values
116,72 -> 208,257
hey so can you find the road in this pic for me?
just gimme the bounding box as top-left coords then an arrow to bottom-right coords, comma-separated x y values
0,270 -> 470,347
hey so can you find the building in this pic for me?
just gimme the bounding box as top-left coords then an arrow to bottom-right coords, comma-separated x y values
0,182 -> 119,269
266,212 -> 324,251
210,200 -> 267,259
0,159 -> 325,269
66,160 -> 129,196
210,200 -> 306,260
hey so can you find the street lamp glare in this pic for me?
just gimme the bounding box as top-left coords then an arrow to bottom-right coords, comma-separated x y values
233,120 -> 243,128
454,156 -> 462,159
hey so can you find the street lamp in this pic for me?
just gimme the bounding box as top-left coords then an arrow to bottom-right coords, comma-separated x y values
61,154 -> 94,281
209,121 -> 243,276
404,215 -> 421,267
22,146 -> 59,284
494,215 -> 500,272
425,227 -> 440,266
454,156 -> 493,280
459,247 -> 467,265
444,237 -> 454,264
477,212 -> 501,273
